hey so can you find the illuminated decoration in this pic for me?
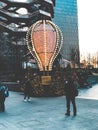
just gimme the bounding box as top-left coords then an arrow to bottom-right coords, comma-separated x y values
26,20 -> 63,71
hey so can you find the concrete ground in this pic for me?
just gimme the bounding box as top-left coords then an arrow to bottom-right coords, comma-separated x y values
0,85 -> 98,130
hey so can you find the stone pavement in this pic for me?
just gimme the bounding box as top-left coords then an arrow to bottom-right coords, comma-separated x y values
0,91 -> 98,130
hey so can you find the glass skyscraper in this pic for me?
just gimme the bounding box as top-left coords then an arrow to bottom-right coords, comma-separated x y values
53,0 -> 79,64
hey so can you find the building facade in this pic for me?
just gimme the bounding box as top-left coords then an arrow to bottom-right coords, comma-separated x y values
53,0 -> 79,65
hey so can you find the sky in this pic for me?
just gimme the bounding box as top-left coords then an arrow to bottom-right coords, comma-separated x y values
77,0 -> 98,56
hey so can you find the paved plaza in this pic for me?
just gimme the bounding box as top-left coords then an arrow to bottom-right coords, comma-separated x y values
0,85 -> 98,130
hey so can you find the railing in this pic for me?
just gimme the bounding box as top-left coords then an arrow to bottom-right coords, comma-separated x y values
0,8 -> 51,19
0,20 -> 28,32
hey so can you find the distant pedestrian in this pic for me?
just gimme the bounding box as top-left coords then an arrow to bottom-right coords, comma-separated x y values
64,76 -> 78,116
24,78 -> 32,102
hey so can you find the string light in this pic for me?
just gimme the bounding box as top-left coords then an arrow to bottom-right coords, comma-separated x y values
26,20 -> 63,71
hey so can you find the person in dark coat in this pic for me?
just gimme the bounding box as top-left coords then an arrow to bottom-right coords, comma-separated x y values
24,78 -> 32,102
64,76 -> 78,116
0,87 -> 6,112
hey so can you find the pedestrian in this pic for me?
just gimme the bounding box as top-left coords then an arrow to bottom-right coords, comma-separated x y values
24,78 -> 32,102
0,85 -> 9,112
64,76 -> 78,116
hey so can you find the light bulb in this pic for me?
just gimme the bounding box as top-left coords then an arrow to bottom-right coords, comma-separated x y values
26,20 -> 63,71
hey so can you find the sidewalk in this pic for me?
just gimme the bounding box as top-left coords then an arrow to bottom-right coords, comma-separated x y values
0,91 -> 98,130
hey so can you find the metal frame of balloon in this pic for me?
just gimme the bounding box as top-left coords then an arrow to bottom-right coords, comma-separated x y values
26,20 -> 63,71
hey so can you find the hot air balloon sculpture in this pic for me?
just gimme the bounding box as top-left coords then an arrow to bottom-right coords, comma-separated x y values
26,20 -> 63,73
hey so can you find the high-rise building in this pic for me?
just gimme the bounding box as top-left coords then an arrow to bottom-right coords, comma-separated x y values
53,0 -> 79,65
